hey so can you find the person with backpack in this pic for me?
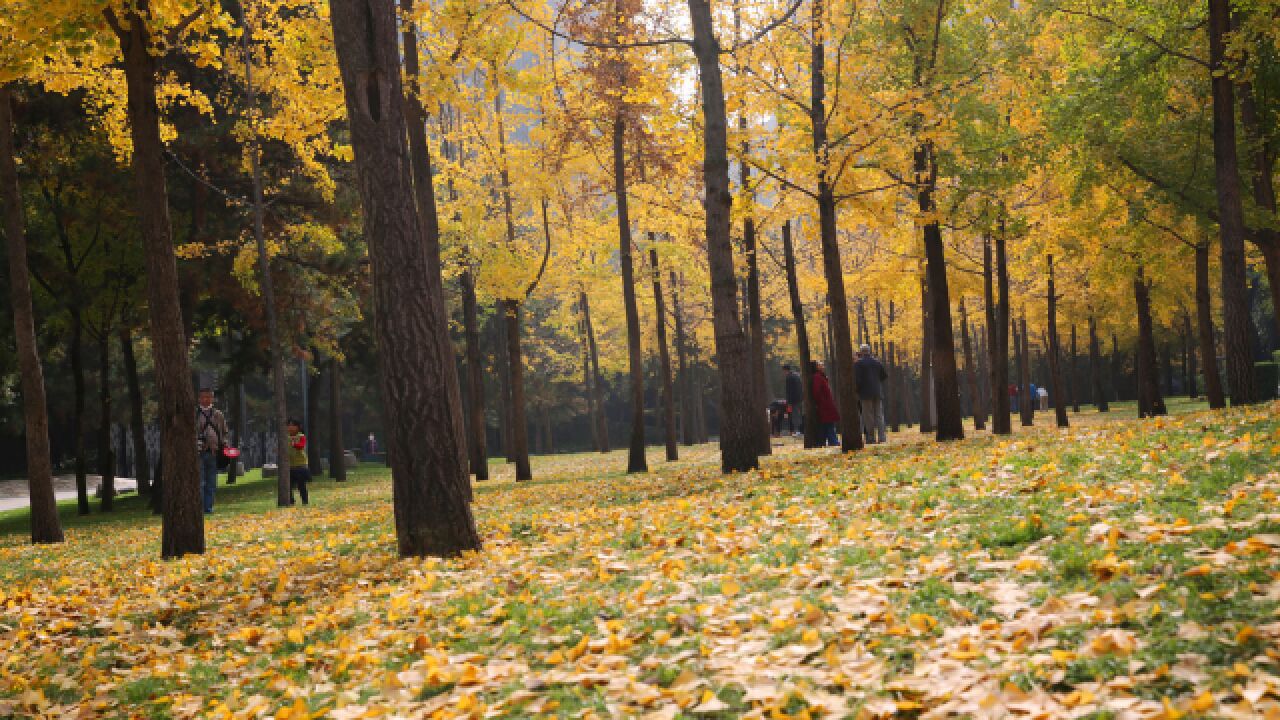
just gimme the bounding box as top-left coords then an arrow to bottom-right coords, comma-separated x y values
196,387 -> 229,514
287,418 -> 311,506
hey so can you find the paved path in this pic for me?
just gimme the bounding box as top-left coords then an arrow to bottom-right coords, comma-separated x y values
0,475 -> 138,513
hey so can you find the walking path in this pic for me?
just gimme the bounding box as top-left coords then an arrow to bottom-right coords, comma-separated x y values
0,475 -> 138,513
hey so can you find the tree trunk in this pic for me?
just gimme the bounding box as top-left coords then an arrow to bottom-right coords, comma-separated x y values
328,0 -> 478,556
922,182 -> 965,442
672,275 -> 696,446
1238,82 -> 1280,341
306,367 -> 323,475
119,324 -> 151,493
1195,238 -> 1227,408
1182,313 -> 1194,398
1111,333 -> 1126,403
649,247 -> 678,461
235,4 -> 292,507
69,306 -> 89,515
0,86 -> 63,543
502,300 -> 533,481
1088,316 -> 1110,412
919,274 -> 935,434
495,309 -> 513,461
959,299 -> 984,431
1134,268 -> 1167,417
1068,324 -> 1080,413
985,231 -> 1012,434
810,0 -> 863,452
741,158 -> 770,456
97,332 -> 116,511
1017,313 -> 1034,426
328,357 -> 347,482
1207,0 -> 1257,405
461,270 -> 489,478
688,0 -> 759,472
613,115 -> 648,474
580,290 -> 609,452
782,220 -> 821,448
885,302 -> 901,433
1047,255 -> 1069,428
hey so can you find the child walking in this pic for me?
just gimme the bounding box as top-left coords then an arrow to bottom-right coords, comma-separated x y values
287,418 -> 311,506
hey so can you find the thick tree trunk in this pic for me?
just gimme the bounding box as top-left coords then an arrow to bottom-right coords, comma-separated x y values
502,300 -> 533,481
461,270 -> 488,478
0,86 -> 62,543
1088,316 -> 1110,412
613,115 -> 648,474
1017,314 -> 1034,426
688,0 -> 759,472
97,332 -> 116,510
649,247 -> 678,461
328,357 -> 347,482
782,221 -> 821,448
1195,238 -> 1227,408
1047,256 -> 1069,428
959,299 -> 984,430
329,0 -> 478,555
1135,269 -> 1167,417
1207,0 -> 1256,405
811,90 -> 863,446
119,325 -> 151,493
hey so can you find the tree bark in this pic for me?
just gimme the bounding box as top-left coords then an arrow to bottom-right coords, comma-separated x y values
885,301 -> 901,433
782,220 -> 821,447
741,151 -> 770,456
1238,81 -> 1280,340
0,86 -> 63,543
306,367 -> 323,475
97,332 -> 116,510
1017,313 -> 1034,426
1047,255 -> 1069,428
649,247 -> 678,461
1195,237 -> 1227,408
328,356 -> 347,482
917,147 -> 962,440
985,229 -> 1012,434
70,303 -> 89,514
1088,316 -> 1110,412
810,0 -> 863,452
581,290 -> 610,452
688,0 -> 759,472
919,274 -> 935,434
671,275 -> 696,446
1068,324 -> 1080,413
119,324 -> 151,493
1207,0 -> 1257,405
329,0 -> 479,555
959,299 -> 984,430
1111,333 -> 1126,403
461,269 -> 489,478
1134,269 -> 1167,416
503,300 -> 533,481
613,115 -> 648,474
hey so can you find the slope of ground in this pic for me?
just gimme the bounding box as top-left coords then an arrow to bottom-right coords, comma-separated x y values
1,400 -> 1278,719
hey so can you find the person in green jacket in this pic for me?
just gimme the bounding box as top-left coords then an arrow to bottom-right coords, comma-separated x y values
287,418 -> 310,506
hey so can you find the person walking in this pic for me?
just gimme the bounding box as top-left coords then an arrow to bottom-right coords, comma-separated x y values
287,418 -> 311,506
783,364 -> 804,436
810,360 -> 840,447
196,387 -> 229,514
854,344 -> 889,444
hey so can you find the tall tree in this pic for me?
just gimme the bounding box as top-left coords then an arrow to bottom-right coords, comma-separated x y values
0,85 -> 62,544
649,246 -> 677,462
782,220 -> 821,448
1046,255 -> 1068,428
327,0 -> 479,556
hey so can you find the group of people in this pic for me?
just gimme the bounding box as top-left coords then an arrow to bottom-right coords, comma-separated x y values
1009,383 -> 1050,412
196,387 -> 312,514
772,344 -> 890,448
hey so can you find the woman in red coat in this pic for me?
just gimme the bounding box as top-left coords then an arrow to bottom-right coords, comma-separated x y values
810,361 -> 840,447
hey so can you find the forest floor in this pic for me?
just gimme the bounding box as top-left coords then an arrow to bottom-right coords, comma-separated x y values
2,398 -> 1279,719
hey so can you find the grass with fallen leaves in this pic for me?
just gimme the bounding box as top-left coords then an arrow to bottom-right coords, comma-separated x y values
2,400 -> 1279,719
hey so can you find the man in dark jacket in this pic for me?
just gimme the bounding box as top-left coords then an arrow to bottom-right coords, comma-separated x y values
783,365 -> 803,435
854,345 -> 888,444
